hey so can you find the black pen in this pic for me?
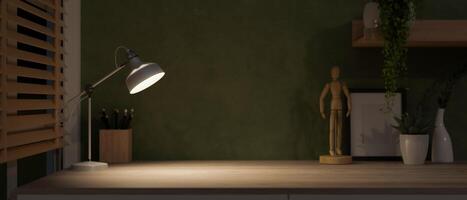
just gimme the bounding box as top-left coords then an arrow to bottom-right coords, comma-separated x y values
127,108 -> 134,129
113,109 -> 119,129
121,109 -> 128,129
100,109 -> 110,129
104,114 -> 110,129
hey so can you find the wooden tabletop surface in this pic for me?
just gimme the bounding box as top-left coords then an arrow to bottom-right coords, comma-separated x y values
16,161 -> 467,195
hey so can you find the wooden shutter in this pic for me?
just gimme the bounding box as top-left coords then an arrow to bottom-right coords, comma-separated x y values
0,0 -> 64,163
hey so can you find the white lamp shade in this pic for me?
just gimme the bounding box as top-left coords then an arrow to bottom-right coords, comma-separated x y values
126,62 -> 165,94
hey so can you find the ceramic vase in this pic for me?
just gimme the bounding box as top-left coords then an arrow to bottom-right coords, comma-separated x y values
363,2 -> 380,29
363,2 -> 380,40
431,108 -> 454,163
400,134 -> 429,165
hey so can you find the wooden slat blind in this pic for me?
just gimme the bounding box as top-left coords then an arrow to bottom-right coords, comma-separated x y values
0,0 -> 64,163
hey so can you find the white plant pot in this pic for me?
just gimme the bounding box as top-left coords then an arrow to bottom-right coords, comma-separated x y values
431,108 -> 454,163
400,134 -> 429,165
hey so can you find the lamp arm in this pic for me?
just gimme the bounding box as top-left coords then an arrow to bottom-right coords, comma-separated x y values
65,46 -> 134,110
67,64 -> 127,104
90,64 -> 127,89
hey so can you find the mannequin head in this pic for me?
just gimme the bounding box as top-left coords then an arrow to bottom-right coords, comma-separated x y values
331,66 -> 340,80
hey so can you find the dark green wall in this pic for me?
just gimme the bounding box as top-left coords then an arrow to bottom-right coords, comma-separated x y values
0,164 -> 5,200
82,0 -> 467,160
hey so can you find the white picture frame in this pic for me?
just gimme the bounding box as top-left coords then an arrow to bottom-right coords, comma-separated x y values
350,90 -> 404,157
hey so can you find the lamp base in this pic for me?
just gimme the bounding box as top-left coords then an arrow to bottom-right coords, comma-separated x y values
72,161 -> 108,171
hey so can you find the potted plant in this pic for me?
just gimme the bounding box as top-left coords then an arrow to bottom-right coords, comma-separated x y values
432,65 -> 467,163
393,113 -> 431,165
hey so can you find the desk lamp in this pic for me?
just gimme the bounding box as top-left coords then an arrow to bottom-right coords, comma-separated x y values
71,46 -> 165,171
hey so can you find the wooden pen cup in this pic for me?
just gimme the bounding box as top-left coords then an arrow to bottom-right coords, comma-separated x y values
99,129 -> 132,163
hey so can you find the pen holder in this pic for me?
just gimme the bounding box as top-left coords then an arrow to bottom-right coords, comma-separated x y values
99,129 -> 132,163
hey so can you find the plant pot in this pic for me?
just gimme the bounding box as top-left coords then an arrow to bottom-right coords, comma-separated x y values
431,108 -> 454,163
400,134 -> 429,165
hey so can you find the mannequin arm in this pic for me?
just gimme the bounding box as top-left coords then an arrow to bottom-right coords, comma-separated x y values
342,83 -> 351,117
319,83 -> 330,119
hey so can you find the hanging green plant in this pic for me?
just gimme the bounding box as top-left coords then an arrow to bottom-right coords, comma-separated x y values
378,0 -> 415,111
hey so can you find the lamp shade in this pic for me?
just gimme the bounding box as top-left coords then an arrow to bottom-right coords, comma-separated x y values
125,56 -> 165,94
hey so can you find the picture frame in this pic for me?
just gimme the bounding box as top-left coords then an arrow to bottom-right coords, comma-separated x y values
349,89 -> 406,160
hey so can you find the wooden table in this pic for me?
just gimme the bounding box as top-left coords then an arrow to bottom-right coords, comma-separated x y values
15,161 -> 467,200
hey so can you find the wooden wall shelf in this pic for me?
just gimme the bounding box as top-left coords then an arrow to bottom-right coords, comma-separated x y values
352,20 -> 467,47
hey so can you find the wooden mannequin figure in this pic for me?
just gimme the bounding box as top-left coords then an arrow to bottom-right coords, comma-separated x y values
319,66 -> 352,164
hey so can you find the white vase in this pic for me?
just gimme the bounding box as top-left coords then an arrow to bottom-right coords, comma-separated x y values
363,2 -> 380,40
400,134 -> 429,165
431,108 -> 454,163
363,2 -> 380,29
